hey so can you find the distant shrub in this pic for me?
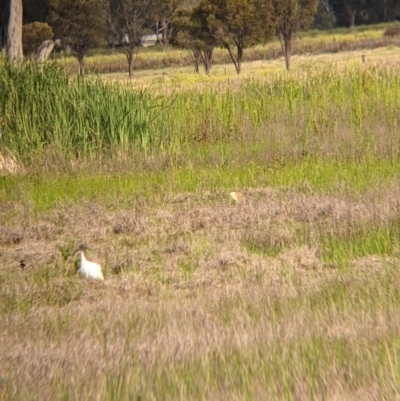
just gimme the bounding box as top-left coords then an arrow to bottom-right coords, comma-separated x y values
383,26 -> 400,37
23,22 -> 54,55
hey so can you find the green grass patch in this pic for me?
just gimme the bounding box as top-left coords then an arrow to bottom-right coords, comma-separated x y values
2,158 -> 399,212
321,221 -> 400,266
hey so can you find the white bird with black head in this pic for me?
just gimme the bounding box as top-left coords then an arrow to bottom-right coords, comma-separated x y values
74,245 -> 104,280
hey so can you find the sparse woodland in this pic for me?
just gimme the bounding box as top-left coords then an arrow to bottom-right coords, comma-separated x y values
1,0 -> 400,74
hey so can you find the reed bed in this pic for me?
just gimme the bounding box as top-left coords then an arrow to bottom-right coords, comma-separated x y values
1,58 -> 400,170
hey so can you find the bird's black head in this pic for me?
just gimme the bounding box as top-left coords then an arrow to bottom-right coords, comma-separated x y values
74,244 -> 88,254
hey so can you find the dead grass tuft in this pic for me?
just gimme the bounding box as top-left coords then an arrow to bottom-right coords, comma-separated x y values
0,227 -> 23,245
0,153 -> 24,175
278,245 -> 322,271
383,26 -> 400,37
111,208 -> 146,235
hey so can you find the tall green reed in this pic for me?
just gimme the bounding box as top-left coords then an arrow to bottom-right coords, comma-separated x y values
1,58 -> 400,167
0,59 -> 166,160
161,66 -> 400,162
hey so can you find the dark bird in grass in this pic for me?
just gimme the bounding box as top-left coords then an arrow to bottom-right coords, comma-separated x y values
19,260 -> 26,269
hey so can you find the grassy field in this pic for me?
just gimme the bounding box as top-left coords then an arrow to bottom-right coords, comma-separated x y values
2,40 -> 400,400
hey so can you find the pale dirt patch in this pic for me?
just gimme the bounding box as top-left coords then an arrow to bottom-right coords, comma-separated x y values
0,153 -> 24,175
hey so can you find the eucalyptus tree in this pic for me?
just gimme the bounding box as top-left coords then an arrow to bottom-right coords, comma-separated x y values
48,0 -> 108,75
22,21 -> 53,55
171,0 -> 219,74
170,8 -> 202,73
270,0 -> 318,70
212,0 -> 274,74
108,0 -> 152,79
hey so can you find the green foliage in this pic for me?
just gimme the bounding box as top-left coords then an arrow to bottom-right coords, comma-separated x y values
320,221 -> 400,266
22,21 -> 54,55
170,2 -> 219,74
171,0 -> 274,74
170,8 -> 196,50
203,0 -> 274,74
271,0 -> 319,69
2,158 -> 400,212
48,0 -> 108,75
312,0 -> 336,30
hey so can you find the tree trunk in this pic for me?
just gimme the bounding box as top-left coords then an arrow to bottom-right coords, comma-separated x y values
203,50 -> 213,75
348,10 -> 356,28
225,44 -> 239,74
127,51 -> 133,79
382,0 -> 388,22
7,0 -> 23,64
199,48 -> 213,74
204,49 -> 213,74
128,60 -> 133,79
283,38 -> 291,70
78,55 -> 85,76
344,4 -> 357,28
193,50 -> 200,73
236,44 -> 243,74
160,19 -> 168,44
155,21 -> 162,44
278,30 -> 292,71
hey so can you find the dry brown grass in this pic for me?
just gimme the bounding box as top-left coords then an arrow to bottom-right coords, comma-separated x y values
1,180 -> 400,400
384,26 -> 400,37
0,153 -> 24,176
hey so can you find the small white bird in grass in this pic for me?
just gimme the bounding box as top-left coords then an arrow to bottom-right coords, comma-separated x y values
74,245 -> 104,280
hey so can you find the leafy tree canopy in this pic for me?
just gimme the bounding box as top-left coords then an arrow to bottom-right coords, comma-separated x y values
170,1 -> 219,73
197,0 -> 274,74
48,0 -> 107,75
270,0 -> 318,69
22,21 -> 53,54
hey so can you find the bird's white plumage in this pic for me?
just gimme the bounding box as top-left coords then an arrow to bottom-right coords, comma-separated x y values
78,250 -> 104,280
